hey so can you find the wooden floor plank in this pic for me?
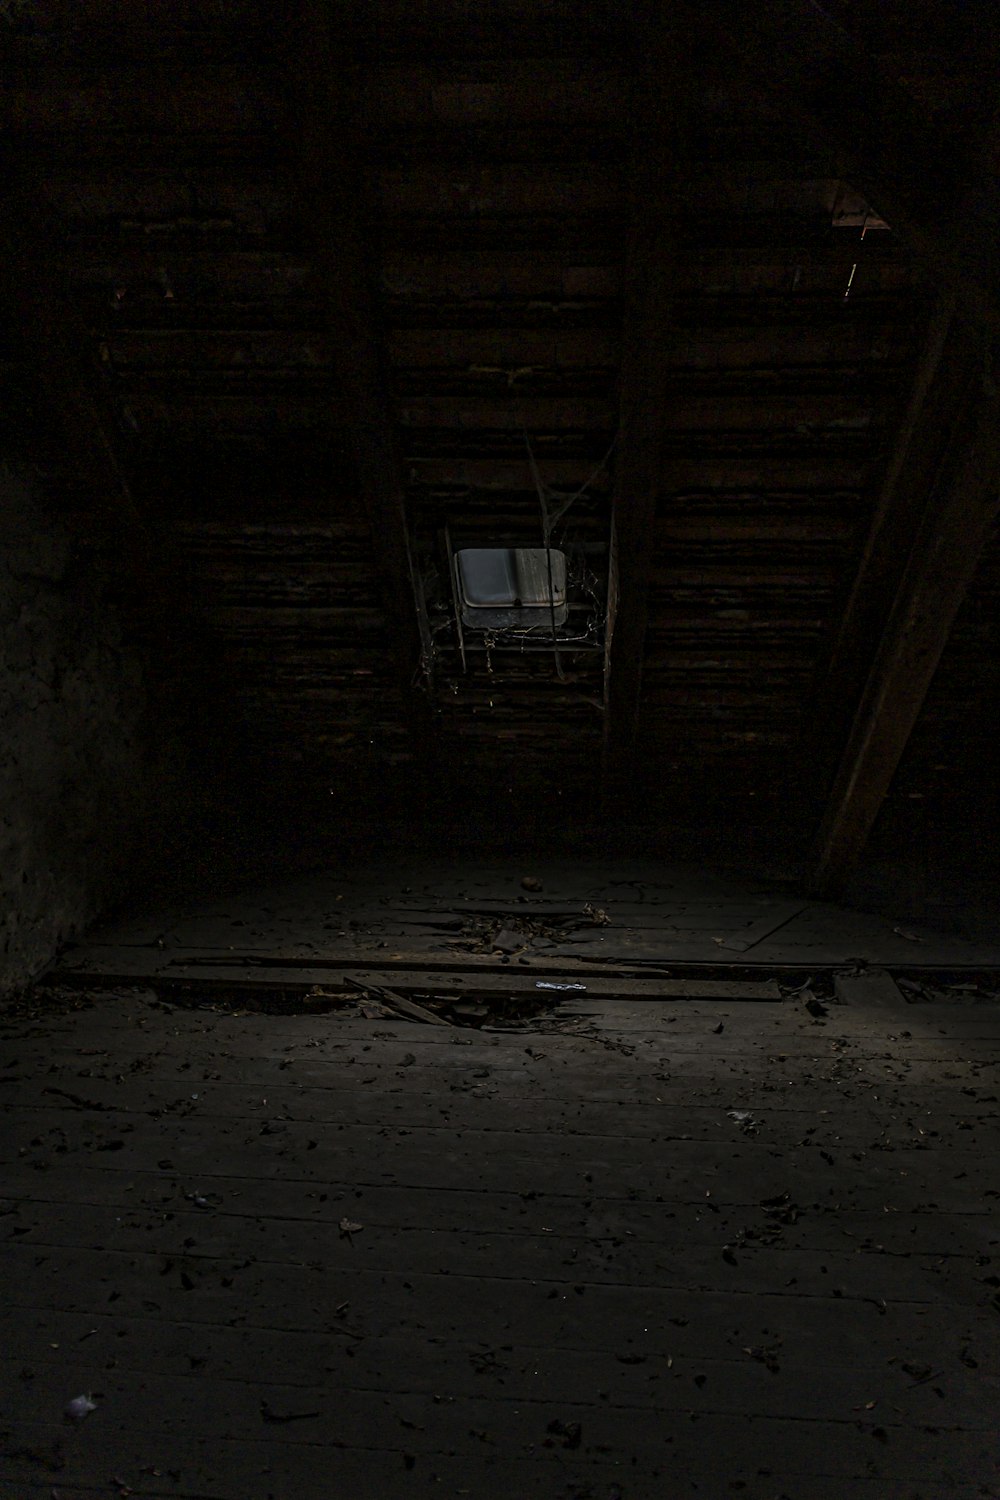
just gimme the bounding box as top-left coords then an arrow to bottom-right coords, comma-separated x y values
2,1418 -> 994,1500
8,1476 -> 996,1500
5,1045 -> 998,1100
4,1205 -> 994,1311
5,1250 -> 992,1389
5,1074 -> 997,1140
13,1021 -> 1000,1063
3,1355 -> 997,1465
11,992 -> 1000,1051
4,1161 -> 996,1249
3,1307 -> 995,1423
4,1125 -> 998,1216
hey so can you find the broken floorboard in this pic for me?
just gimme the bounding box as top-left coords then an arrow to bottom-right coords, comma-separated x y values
1,987 -> 999,1498
52,859 -> 1000,980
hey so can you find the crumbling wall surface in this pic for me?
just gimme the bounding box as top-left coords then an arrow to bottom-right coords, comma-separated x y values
0,464 -> 162,994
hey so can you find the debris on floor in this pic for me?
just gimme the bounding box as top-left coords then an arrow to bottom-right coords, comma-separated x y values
443,904 -> 612,958
63,1395 -> 97,1422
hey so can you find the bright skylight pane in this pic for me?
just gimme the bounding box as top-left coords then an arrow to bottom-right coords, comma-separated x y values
457,549 -> 519,606
514,549 -> 566,607
457,548 -> 566,608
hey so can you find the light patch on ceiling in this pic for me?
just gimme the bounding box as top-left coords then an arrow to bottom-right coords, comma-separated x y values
456,547 -> 568,632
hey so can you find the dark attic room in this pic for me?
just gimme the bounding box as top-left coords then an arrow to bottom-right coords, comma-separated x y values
4,0 -> 1000,1496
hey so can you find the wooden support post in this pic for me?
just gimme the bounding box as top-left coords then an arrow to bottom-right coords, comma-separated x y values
807,298 -> 984,782
809,323 -> 1000,893
602,22 -> 683,799
291,3 -> 431,706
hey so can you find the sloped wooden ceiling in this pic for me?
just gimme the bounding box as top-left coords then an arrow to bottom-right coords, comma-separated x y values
3,0 -> 998,871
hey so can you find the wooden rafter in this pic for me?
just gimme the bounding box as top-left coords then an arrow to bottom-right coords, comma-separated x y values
290,3 -> 431,705
709,1 -> 1000,330
809,323 -> 1000,893
699,5 -> 1000,877
602,20 -> 684,793
806,296 -> 983,784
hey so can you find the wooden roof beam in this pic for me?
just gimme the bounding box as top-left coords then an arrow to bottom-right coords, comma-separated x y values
602,20 -> 685,797
805,296 -> 982,785
808,322 -> 1000,894
289,3 -> 431,706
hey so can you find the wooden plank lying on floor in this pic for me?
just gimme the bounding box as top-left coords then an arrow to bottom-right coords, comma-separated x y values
357,971 -> 784,999
177,964 -> 786,1000
44,953 -> 789,995
834,969 -> 908,1009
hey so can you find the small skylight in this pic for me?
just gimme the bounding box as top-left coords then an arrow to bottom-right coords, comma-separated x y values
455,548 -> 568,632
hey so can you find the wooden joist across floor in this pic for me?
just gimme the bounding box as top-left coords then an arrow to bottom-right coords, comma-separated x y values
44,954 -> 786,1001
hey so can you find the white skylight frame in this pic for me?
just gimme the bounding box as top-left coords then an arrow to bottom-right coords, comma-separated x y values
455,547 -> 568,632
